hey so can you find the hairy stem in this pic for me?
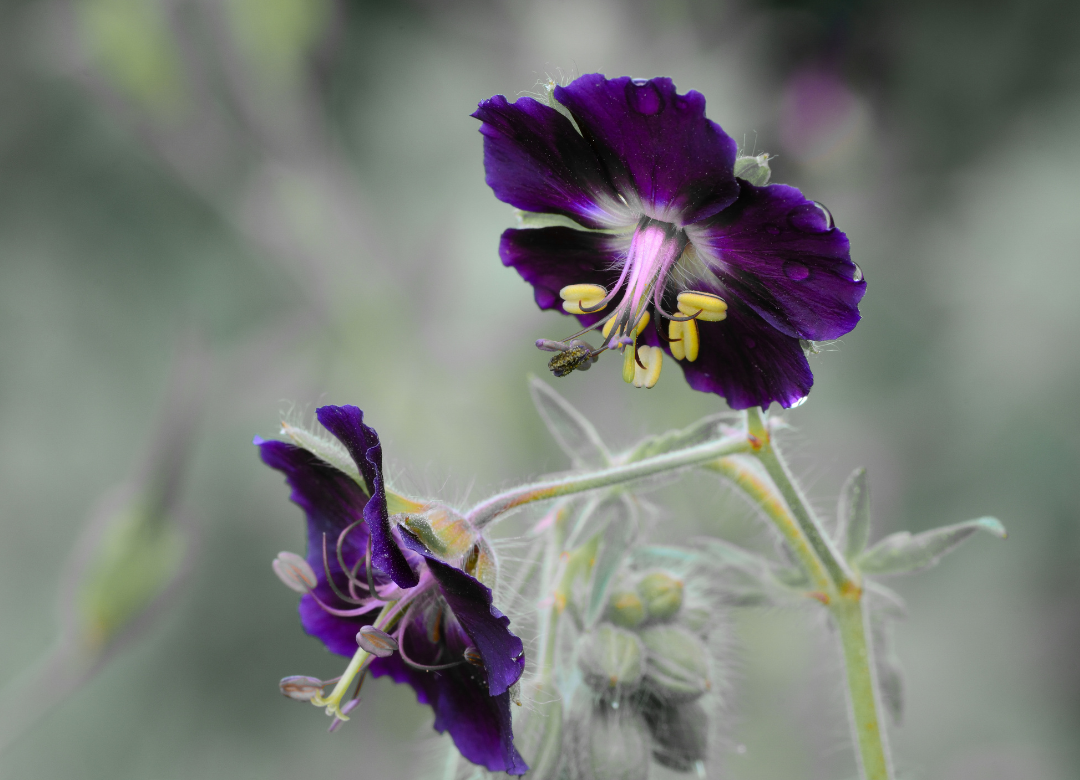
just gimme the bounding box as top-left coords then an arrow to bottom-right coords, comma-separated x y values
707,457 -> 833,594
832,595 -> 893,780
735,408 -> 892,779
466,434 -> 750,529
744,407 -> 854,591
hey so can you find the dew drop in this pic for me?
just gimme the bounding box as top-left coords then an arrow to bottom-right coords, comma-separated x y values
783,260 -> 810,281
764,223 -> 781,235
790,394 -> 809,408
813,201 -> 834,229
787,202 -> 829,233
743,336 -> 757,349
852,262 -> 864,282
625,80 -> 664,115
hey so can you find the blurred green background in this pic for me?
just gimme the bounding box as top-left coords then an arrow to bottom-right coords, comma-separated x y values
1,0 -> 1078,778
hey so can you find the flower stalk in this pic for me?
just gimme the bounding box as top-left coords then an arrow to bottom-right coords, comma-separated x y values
738,407 -> 893,780
466,434 -> 751,529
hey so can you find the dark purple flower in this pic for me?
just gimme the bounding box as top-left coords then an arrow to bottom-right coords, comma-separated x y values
473,74 -> 866,409
257,405 -> 527,775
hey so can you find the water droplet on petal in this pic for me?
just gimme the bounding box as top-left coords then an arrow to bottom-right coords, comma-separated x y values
743,336 -> 757,349
631,78 -> 649,86
852,262 -> 864,282
790,394 -> 809,408
764,223 -> 781,235
783,260 -> 810,281
813,201 -> 834,229
625,80 -> 664,115
787,202 -> 829,233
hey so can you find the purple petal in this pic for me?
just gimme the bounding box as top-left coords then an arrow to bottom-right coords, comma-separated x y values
371,643 -> 528,775
499,226 -> 626,328
315,405 -> 419,589
423,556 -> 525,697
643,297 -> 813,410
257,439 -> 379,655
554,74 -> 739,225
397,530 -> 525,698
473,95 -> 629,230
686,182 -> 865,340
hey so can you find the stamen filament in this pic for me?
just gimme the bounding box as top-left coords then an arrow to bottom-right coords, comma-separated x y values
311,646 -> 371,721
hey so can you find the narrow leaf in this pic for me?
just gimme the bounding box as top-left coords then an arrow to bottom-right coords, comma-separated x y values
529,376 -> 610,468
837,467 -> 870,557
856,517 -> 1006,576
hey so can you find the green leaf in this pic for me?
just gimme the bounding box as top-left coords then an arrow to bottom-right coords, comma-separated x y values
623,412 -> 737,464
837,467 -> 871,557
855,517 -> 1006,576
529,376 -> 610,468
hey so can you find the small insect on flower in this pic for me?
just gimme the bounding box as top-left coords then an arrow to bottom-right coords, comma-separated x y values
257,405 -> 528,775
474,74 -> 866,409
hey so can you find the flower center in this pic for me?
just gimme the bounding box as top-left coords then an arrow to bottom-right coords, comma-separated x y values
538,218 -> 730,386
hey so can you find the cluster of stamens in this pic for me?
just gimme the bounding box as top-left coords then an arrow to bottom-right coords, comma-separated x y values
271,527 -> 481,729
537,282 -> 729,389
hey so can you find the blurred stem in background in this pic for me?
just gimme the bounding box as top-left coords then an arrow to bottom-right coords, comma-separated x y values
0,340 -> 207,755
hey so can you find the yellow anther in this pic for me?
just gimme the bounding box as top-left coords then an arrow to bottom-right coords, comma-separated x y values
563,299 -> 606,314
633,346 -> 663,388
602,316 -> 617,339
677,291 -> 728,322
622,341 -> 637,384
683,317 -> 700,362
668,319 -> 685,361
560,284 -> 607,314
635,310 -> 650,335
560,284 -> 607,301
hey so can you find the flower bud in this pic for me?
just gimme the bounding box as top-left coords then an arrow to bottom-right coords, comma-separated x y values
272,551 -> 316,593
356,625 -> 398,657
606,590 -> 646,628
636,571 -> 683,621
643,698 -> 709,772
577,623 -> 645,694
567,690 -> 651,780
640,625 -> 711,701
279,675 -> 325,701
733,153 -> 772,186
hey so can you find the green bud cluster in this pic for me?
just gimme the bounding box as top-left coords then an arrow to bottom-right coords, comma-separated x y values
562,567 -> 720,778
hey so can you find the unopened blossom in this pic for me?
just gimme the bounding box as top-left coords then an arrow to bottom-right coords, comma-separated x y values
473,73 -> 865,409
257,405 -> 527,775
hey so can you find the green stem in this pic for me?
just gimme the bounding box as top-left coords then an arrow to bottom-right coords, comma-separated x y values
745,407 -> 854,591
707,457 -> 833,594
832,595 -> 893,780
737,408 -> 892,780
466,434 -> 750,529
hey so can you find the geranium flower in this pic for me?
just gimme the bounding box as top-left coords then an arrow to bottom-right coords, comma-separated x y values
473,73 -> 865,409
257,405 -> 527,775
